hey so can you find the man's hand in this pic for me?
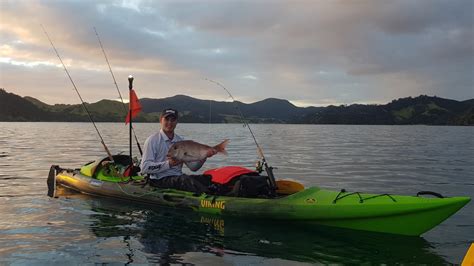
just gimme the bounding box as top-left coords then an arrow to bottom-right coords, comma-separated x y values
168,157 -> 183,167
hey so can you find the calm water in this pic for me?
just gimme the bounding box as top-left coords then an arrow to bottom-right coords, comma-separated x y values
0,122 -> 473,265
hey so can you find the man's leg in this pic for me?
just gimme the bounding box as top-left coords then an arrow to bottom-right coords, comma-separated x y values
189,174 -> 212,187
149,175 -> 209,194
177,174 -> 210,194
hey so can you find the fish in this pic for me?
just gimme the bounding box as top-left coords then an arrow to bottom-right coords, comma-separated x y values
167,139 -> 230,171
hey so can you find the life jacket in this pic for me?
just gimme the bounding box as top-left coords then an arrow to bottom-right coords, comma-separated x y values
204,166 -> 257,185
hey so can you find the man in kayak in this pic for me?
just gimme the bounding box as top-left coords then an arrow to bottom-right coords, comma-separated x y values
140,108 -> 212,193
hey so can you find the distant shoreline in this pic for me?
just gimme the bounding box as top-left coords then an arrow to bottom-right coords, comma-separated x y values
0,121 -> 471,126
1,89 -> 473,125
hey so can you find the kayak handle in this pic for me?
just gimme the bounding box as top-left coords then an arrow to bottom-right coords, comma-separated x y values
417,191 -> 444,198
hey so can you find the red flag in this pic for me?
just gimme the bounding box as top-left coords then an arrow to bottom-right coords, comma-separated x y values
125,89 -> 142,124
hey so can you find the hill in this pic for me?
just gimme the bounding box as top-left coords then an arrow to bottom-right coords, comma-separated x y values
303,95 -> 473,125
0,88 -> 472,125
0,89 -> 50,121
139,95 -> 310,123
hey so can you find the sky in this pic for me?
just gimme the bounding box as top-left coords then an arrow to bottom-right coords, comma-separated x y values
0,0 -> 473,106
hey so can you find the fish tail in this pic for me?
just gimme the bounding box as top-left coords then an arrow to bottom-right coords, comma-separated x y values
214,139 -> 229,155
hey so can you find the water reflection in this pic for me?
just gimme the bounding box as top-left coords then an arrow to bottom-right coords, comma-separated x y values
57,188 -> 448,264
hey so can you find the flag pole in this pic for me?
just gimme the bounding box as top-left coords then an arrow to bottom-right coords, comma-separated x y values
128,75 -> 134,160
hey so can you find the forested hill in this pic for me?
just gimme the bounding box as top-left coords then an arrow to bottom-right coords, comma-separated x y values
302,95 -> 474,125
1,88 -> 472,125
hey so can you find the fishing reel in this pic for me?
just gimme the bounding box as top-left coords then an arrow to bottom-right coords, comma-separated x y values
256,159 -> 277,174
255,160 -> 263,173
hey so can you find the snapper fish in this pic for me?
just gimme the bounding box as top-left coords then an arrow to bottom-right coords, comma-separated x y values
167,139 -> 229,171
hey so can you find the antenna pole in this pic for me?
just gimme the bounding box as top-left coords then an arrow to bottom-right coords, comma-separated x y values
128,76 -> 134,161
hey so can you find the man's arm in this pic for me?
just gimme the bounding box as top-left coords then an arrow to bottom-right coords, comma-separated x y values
140,136 -> 170,175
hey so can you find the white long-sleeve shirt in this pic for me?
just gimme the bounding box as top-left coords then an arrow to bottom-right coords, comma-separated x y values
140,129 -> 183,179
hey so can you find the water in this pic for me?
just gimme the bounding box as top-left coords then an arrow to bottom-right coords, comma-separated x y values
0,122 -> 473,264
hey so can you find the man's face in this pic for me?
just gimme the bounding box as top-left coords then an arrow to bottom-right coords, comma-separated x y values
160,115 -> 177,133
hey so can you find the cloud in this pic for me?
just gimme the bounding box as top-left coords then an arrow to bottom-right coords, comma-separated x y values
0,0 -> 472,105
241,75 -> 257,80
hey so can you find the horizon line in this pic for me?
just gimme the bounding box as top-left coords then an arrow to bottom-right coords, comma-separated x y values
1,88 -> 472,108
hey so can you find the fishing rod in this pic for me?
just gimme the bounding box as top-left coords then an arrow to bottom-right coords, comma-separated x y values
205,78 -> 277,192
94,27 -> 143,156
42,25 -> 114,161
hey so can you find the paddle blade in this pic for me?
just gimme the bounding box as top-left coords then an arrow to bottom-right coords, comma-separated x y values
276,180 -> 305,195
462,243 -> 474,266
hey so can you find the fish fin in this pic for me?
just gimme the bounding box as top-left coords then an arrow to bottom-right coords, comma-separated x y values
185,160 -> 205,172
214,139 -> 229,156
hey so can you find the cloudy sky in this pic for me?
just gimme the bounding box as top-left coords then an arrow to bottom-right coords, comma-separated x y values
0,0 -> 472,106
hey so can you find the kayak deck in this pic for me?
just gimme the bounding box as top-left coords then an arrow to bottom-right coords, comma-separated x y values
50,165 -> 471,236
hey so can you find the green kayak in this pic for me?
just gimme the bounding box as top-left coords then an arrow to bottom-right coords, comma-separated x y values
48,158 -> 470,236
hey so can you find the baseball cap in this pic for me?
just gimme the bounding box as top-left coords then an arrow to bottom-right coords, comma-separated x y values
160,108 -> 178,119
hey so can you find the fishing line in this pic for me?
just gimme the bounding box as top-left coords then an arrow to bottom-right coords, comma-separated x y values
94,27 -> 143,156
42,24 -> 114,161
205,78 -> 277,192
205,78 -> 265,160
